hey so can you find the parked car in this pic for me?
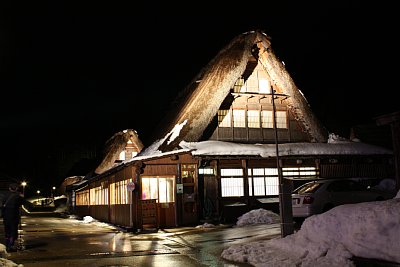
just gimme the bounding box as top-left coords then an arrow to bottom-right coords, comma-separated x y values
291,178 -> 395,218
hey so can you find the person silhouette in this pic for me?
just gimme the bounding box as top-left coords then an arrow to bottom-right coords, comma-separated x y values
2,183 -> 24,252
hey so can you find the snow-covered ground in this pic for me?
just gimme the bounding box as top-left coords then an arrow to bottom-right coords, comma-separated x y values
221,189 -> 400,267
2,185 -> 399,267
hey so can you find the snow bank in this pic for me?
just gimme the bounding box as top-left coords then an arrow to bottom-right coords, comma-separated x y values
222,191 -> 400,266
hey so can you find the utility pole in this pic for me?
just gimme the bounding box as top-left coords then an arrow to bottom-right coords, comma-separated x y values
271,88 -> 294,237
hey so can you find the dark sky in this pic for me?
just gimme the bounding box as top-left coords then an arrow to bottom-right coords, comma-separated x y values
0,1 -> 398,194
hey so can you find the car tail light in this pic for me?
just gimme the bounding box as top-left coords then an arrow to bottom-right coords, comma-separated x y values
303,196 -> 314,204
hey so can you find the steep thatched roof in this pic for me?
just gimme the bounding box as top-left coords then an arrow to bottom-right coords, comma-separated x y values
144,30 -> 328,154
95,129 -> 144,174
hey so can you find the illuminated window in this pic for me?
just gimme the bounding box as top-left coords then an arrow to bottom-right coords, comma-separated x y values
261,110 -> 287,129
233,110 -> 246,128
199,167 -> 215,175
248,168 -> 279,196
110,179 -> 132,205
233,78 -> 245,93
261,110 -> 273,128
246,77 -> 259,93
259,79 -> 270,94
141,178 -> 158,200
76,190 -> 89,206
247,110 -> 260,128
221,168 -> 244,197
119,151 -> 126,161
276,111 -> 287,129
218,109 -> 231,127
232,63 -> 271,94
282,167 -> 317,179
142,177 -> 175,203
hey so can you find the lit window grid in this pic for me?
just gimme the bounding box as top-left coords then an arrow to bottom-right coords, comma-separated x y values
249,168 -> 278,176
141,177 -> 175,203
233,78 -> 245,92
199,168 -> 215,175
261,110 -> 274,128
218,109 -> 287,129
276,111 -> 287,128
259,79 -> 270,94
248,176 -> 279,196
221,178 -> 244,197
248,168 -> 279,196
252,177 -> 266,195
247,110 -> 260,128
221,168 -> 243,176
76,190 -> 89,206
89,186 -> 109,205
282,167 -> 317,178
233,110 -> 246,128
218,110 -> 231,127
245,77 -> 259,93
110,179 -> 133,205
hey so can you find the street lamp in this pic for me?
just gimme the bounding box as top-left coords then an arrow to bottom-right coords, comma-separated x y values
51,186 -> 56,198
37,190 -> 41,206
21,181 -> 27,196
271,88 -> 294,237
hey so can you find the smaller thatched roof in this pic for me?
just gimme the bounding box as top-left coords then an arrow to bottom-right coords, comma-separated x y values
60,175 -> 84,195
94,129 -> 144,174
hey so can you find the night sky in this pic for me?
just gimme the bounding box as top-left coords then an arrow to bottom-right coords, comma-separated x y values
1,1 -> 398,196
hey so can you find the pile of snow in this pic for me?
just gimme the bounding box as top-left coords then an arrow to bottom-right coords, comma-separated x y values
372,178 -> 397,192
222,191 -> 400,266
196,222 -> 217,228
0,244 -> 23,267
82,215 -> 95,223
236,208 -> 280,227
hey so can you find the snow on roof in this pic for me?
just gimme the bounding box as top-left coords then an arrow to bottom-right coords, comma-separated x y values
179,139 -> 392,157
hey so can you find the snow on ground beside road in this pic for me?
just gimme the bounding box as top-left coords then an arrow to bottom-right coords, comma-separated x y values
235,208 -> 280,227
221,190 -> 400,267
196,222 -> 217,228
0,244 -> 23,267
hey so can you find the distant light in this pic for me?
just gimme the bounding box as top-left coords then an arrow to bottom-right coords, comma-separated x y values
37,190 -> 40,194
21,181 -> 27,187
282,61 -> 285,66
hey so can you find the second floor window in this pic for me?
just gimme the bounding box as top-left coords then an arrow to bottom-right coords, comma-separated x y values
233,110 -> 246,128
247,110 -> 260,128
218,109 -> 287,129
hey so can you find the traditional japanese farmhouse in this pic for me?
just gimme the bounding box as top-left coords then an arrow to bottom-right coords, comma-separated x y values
67,30 -> 395,230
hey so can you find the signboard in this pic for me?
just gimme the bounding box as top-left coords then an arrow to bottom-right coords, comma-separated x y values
176,183 -> 183,194
127,182 -> 136,191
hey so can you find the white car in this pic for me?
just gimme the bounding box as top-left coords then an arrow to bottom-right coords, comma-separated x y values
291,178 -> 394,218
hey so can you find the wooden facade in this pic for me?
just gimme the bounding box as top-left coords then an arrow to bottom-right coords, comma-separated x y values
196,154 -> 394,223
67,31 -> 395,229
72,152 -> 199,229
69,150 -> 394,227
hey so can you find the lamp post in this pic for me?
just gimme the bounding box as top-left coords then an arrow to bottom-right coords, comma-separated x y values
36,190 -> 41,206
21,181 -> 27,196
52,186 -> 56,198
271,88 -> 294,237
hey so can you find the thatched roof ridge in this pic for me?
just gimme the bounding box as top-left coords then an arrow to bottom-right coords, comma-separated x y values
254,31 -> 328,142
145,30 -> 328,154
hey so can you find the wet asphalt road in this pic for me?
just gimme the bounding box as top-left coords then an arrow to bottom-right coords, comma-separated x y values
2,212 -> 281,267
